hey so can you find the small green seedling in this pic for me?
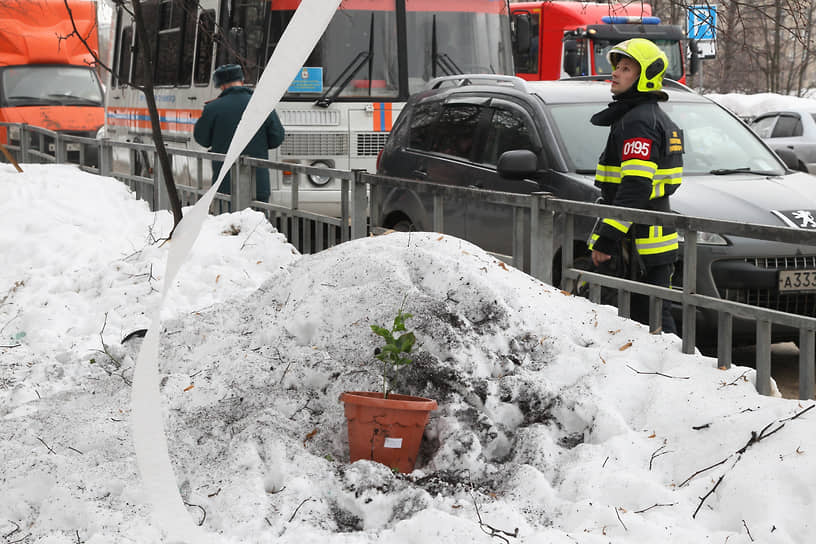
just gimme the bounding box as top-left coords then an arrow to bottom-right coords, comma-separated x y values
370,302 -> 416,399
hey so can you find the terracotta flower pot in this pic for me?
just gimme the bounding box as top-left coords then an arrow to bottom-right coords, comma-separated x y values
340,391 -> 437,474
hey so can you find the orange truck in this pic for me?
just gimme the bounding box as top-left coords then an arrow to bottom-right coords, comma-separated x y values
511,1 -> 698,84
0,0 -> 104,159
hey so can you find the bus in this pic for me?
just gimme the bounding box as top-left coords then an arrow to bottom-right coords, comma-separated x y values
511,1 -> 697,85
104,0 -> 514,216
0,0 -> 104,163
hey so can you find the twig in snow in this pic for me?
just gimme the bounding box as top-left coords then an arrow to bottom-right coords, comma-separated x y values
288,498 -> 313,523
719,370 -> 750,389
742,519 -> 754,541
3,520 -> 20,538
184,502 -> 207,526
633,503 -> 677,514
780,404 -> 814,422
736,421 -> 785,455
679,457 -> 730,488
7,532 -> 31,544
625,364 -> 689,379
693,474 -> 724,518
649,445 -> 672,470
37,437 -> 56,454
67,446 -> 84,455
240,219 -> 266,250
471,492 -> 518,543
614,507 -> 627,532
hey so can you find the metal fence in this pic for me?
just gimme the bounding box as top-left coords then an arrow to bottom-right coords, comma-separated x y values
2,122 -> 814,399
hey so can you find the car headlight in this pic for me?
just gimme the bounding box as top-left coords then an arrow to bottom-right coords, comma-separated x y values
678,231 -> 729,245
95,125 -> 106,139
8,125 -> 20,141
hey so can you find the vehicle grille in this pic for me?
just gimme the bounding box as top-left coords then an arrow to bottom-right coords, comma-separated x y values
719,256 -> 816,317
279,132 -> 348,156
355,133 -> 389,157
278,109 -> 341,126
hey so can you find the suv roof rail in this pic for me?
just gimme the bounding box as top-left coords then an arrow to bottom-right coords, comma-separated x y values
424,74 -> 529,92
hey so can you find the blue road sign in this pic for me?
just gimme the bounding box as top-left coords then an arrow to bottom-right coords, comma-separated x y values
687,5 -> 717,41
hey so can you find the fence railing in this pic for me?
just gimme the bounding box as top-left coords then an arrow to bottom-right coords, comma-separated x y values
2,122 -> 814,399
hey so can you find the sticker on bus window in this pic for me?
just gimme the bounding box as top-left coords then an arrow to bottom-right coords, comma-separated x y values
288,67 -> 323,93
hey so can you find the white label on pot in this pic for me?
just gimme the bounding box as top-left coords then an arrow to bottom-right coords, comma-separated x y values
384,437 -> 403,449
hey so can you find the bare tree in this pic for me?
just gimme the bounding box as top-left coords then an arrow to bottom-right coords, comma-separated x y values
651,0 -> 816,95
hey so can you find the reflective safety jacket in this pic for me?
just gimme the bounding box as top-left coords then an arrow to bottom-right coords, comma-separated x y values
588,93 -> 684,266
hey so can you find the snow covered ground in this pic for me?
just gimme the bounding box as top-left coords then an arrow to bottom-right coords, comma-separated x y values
1,164 -> 814,543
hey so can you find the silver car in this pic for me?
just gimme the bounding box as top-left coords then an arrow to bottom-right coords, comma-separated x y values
750,108 -> 816,174
374,76 -> 816,345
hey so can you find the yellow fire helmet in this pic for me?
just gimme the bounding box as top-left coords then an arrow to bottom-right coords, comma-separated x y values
607,38 -> 668,93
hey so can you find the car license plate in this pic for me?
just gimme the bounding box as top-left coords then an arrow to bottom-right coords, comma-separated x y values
778,269 -> 816,292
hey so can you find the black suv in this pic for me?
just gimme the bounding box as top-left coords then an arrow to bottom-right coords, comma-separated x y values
372,75 -> 816,344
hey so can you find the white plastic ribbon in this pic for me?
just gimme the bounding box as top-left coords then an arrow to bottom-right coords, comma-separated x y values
131,1 -> 342,541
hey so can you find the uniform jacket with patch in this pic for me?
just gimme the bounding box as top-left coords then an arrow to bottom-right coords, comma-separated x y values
589,91 -> 684,266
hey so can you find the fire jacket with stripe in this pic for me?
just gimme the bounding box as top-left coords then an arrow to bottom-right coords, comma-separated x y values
588,93 -> 684,266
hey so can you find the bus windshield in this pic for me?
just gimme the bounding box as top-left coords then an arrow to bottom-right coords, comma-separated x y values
592,39 -> 684,81
265,0 -> 513,100
1,66 -> 103,107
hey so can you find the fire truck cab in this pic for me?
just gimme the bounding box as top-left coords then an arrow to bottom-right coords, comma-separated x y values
511,1 -> 698,84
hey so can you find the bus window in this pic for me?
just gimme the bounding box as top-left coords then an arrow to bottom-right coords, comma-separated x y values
116,25 -> 133,88
269,3 -> 400,99
155,0 -> 196,86
194,10 -> 216,85
405,1 -> 513,94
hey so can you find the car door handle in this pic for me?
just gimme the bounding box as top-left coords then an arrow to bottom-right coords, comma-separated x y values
412,169 -> 428,179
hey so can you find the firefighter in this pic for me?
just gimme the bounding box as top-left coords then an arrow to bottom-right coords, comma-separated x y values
194,64 -> 285,204
587,38 -> 684,335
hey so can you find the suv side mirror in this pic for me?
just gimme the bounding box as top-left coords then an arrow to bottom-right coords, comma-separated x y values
497,149 -> 538,179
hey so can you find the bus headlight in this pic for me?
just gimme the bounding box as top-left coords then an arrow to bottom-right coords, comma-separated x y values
8,125 -> 20,142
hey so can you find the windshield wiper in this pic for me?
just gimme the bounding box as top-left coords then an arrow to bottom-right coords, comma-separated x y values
431,15 -> 463,76
709,167 -> 774,176
315,14 -> 375,108
6,95 -> 62,105
47,94 -> 101,106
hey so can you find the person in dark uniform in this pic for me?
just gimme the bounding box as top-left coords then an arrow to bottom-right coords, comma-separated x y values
193,63 -> 285,203
587,38 -> 684,335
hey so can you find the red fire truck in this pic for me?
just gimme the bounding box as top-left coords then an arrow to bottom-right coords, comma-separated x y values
511,1 -> 698,84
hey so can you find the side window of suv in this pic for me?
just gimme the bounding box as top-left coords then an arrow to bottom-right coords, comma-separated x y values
430,104 -> 483,159
481,107 -> 536,166
408,101 -> 442,151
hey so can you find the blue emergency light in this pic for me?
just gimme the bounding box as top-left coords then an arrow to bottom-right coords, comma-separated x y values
601,16 -> 661,24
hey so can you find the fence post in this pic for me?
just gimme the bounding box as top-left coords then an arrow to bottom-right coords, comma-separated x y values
798,329 -> 815,400
99,138 -> 113,177
19,124 -> 29,163
54,131 -> 67,164
681,230 -> 698,354
755,320 -> 772,395
351,169 -> 368,240
154,151 -> 169,211
432,194 -> 444,232
340,177 -> 350,242
529,192 -> 553,285
717,312 -> 733,369
231,158 -> 251,211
